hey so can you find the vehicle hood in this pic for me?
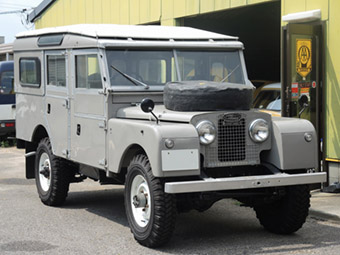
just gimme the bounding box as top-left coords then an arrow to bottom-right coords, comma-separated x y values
117,105 -> 203,123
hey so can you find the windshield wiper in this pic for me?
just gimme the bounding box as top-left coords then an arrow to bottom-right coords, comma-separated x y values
220,64 -> 240,83
110,65 -> 149,89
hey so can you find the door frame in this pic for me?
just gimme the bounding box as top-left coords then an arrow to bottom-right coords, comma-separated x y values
282,21 -> 325,177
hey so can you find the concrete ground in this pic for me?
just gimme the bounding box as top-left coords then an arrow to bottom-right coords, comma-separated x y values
310,190 -> 340,222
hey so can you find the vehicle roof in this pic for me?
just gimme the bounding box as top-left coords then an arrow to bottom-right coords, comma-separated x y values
16,24 -> 238,41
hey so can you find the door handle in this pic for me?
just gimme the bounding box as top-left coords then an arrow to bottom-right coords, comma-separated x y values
76,124 -> 81,136
47,104 -> 51,114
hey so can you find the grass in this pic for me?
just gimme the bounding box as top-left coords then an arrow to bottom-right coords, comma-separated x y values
0,139 -> 16,148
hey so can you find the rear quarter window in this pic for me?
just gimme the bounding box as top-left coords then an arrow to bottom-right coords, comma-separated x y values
19,58 -> 41,87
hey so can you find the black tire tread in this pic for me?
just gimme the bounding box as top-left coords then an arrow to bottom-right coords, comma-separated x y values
254,185 -> 310,234
164,81 -> 254,111
125,154 -> 177,248
36,137 -> 72,206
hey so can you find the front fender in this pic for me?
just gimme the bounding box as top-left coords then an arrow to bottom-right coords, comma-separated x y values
262,117 -> 318,171
107,119 -> 200,177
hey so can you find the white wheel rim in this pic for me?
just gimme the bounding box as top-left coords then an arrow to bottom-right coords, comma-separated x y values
39,152 -> 51,192
130,175 -> 151,228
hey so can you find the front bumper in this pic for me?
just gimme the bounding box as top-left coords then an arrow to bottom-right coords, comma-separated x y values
164,172 -> 326,194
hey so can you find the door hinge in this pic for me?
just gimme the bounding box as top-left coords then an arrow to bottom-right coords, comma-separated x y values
98,120 -> 107,130
62,149 -> 70,159
63,99 -> 70,109
99,159 -> 107,168
98,89 -> 107,95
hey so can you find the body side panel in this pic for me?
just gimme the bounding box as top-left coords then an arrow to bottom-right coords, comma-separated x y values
107,118 -> 200,177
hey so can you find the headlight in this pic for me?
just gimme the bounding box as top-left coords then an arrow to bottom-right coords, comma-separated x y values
249,119 -> 269,142
196,120 -> 216,145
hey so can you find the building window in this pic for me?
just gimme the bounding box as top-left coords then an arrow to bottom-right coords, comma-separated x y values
19,58 -> 41,87
76,54 -> 102,89
47,55 -> 66,87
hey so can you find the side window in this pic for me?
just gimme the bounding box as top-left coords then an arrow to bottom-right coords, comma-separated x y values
47,55 -> 66,87
76,54 -> 102,89
19,58 -> 41,87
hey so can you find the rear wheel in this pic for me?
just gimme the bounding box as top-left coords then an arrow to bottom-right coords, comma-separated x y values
125,154 -> 177,247
35,138 -> 72,206
254,185 -> 310,234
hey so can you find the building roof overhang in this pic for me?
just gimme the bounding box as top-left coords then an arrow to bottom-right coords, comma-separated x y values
28,0 -> 55,23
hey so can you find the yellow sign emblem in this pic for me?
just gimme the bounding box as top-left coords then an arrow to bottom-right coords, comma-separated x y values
296,39 -> 312,78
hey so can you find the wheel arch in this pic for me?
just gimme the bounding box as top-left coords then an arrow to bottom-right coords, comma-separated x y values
31,125 -> 49,144
25,125 -> 50,179
117,143 -> 147,182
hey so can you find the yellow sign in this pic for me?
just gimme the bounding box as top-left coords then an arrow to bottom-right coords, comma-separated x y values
296,39 -> 312,78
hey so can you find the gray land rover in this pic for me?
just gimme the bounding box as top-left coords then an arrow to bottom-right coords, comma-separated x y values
14,24 -> 326,247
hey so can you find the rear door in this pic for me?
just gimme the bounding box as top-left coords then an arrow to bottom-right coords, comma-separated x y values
44,51 -> 70,157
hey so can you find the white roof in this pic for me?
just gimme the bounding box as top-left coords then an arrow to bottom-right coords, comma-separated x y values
16,24 -> 237,41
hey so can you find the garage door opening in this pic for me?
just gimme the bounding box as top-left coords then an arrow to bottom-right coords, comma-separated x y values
182,1 -> 281,86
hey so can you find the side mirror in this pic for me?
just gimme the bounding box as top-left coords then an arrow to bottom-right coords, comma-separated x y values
141,98 -> 155,113
140,98 -> 159,124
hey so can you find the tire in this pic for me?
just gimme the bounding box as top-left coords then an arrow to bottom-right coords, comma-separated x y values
254,185 -> 310,234
35,137 -> 72,206
125,154 -> 177,247
163,81 -> 254,111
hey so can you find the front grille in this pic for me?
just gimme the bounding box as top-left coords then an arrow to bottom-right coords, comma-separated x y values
218,118 -> 246,162
198,113 -> 262,168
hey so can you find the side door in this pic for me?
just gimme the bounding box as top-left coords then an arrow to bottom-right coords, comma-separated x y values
70,50 -> 106,168
45,51 -> 70,158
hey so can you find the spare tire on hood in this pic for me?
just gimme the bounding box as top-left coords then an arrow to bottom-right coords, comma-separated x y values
163,81 -> 254,111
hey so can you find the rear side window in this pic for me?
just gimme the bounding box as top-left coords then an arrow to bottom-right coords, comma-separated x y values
76,54 -> 102,89
19,58 -> 41,87
47,55 -> 66,87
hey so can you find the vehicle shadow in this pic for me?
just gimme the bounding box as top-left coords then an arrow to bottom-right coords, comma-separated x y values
63,186 -> 128,227
62,186 -> 340,255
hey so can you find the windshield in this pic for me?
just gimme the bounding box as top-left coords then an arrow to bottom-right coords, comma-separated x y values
106,49 -> 245,87
0,71 -> 14,95
107,50 -> 177,87
176,50 -> 244,84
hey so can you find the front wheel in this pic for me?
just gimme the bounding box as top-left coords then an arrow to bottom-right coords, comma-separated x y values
254,185 -> 310,234
125,154 -> 177,247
